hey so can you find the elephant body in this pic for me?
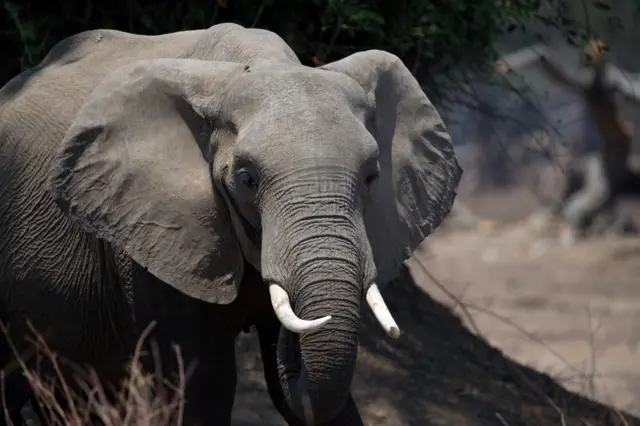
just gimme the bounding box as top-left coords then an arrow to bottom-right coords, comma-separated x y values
0,28 -> 246,424
0,24 -> 461,425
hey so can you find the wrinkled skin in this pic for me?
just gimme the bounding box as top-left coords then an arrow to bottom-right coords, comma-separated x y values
0,23 -> 461,425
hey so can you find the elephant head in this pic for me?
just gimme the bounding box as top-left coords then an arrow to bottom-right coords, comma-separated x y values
49,49 -> 461,424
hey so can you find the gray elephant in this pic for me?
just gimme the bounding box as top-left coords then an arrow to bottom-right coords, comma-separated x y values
0,23 -> 461,425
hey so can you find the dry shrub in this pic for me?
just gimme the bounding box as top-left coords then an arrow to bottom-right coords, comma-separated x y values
0,321 -> 189,426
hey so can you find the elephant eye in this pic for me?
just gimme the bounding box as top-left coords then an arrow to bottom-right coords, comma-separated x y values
237,168 -> 259,191
364,170 -> 379,187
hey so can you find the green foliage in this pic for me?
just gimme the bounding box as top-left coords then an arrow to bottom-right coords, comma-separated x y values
0,0 -> 619,97
1,0 -> 543,86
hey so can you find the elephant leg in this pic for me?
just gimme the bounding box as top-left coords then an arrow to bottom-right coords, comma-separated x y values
256,319 -> 363,426
0,389 -> 26,426
0,373 -> 30,426
0,372 -> 50,426
132,321 -> 238,426
0,330 -> 31,426
256,318 -> 296,424
25,397 -> 48,426
132,275 -> 238,426
185,337 -> 237,426
0,410 -> 24,426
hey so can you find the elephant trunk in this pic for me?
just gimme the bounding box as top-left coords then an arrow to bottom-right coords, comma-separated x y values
260,185 -> 367,422
260,168 -> 399,423
276,257 -> 361,424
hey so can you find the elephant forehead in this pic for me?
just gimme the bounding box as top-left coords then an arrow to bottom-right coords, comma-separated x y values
225,67 -> 369,120
225,68 -> 377,165
235,108 -> 377,168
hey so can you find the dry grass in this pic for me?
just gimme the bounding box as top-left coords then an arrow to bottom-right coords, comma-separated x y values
0,322 -> 188,426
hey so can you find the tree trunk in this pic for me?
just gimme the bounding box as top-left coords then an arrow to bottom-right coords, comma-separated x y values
532,44 -> 640,235
556,153 -> 640,236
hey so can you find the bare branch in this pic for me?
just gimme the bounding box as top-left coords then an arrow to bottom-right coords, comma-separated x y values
538,55 -> 590,92
495,43 -> 550,72
606,63 -> 640,107
495,43 -> 591,92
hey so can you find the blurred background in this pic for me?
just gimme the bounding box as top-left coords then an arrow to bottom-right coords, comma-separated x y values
2,0 -> 640,424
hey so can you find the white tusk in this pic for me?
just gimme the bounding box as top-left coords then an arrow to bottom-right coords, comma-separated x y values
269,284 -> 332,334
366,284 -> 401,339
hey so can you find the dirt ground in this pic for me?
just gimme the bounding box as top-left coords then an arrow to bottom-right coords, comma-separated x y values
229,185 -> 640,425
417,227 -> 640,416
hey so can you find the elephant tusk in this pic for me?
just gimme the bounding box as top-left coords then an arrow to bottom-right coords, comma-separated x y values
269,284 -> 332,334
366,284 -> 401,339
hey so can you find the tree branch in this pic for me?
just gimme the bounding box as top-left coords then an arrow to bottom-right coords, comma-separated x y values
495,43 -> 591,93
538,55 -> 589,92
606,63 -> 640,107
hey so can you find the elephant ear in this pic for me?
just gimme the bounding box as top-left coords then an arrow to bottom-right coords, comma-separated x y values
49,58 -> 248,304
321,50 -> 462,285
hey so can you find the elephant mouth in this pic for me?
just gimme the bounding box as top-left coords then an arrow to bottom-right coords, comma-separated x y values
268,282 -> 400,338
276,325 -> 317,423
270,281 -> 401,424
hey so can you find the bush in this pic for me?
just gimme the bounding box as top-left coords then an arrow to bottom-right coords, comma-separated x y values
1,0 -> 541,87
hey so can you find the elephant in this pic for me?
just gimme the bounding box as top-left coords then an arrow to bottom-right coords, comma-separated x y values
0,23 -> 461,425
